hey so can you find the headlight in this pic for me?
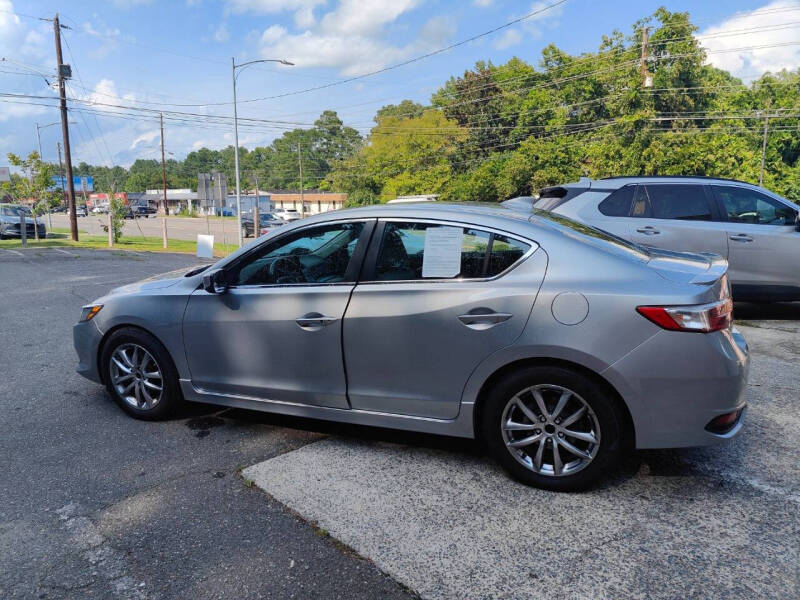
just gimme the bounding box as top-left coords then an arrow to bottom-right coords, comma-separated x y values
79,304 -> 104,322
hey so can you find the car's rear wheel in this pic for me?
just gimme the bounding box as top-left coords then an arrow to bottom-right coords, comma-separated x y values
482,365 -> 624,492
101,327 -> 181,420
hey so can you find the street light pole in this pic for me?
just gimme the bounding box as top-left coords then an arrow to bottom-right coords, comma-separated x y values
231,56 -> 293,247
231,57 -> 242,246
36,123 -> 43,158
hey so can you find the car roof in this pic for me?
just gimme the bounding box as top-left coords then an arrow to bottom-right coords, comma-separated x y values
307,201 -> 532,225
598,175 -> 754,187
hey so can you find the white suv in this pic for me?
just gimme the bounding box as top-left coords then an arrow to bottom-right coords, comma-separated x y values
273,208 -> 302,222
525,176 -> 800,302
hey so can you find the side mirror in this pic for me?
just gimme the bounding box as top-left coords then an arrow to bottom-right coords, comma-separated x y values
202,269 -> 230,294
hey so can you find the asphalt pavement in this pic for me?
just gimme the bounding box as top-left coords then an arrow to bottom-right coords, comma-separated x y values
2,248 -> 798,599
0,248 -> 414,600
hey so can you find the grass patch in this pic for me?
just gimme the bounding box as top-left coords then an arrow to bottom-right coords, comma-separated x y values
1,228 -> 237,257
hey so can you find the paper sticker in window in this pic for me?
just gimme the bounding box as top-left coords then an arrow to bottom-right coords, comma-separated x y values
421,226 -> 463,278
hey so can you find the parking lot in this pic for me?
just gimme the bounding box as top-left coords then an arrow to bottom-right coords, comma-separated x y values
1,248 -> 798,599
48,213 -> 244,244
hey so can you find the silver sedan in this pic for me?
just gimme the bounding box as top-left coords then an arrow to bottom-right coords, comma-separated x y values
73,203 -> 749,491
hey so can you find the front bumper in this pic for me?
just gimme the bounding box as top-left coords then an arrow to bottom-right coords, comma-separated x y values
603,326 -> 750,449
73,319 -> 104,383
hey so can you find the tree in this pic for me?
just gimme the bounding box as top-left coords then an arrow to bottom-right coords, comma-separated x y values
6,151 -> 58,240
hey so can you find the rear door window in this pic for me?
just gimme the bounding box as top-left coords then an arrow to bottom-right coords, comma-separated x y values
642,184 -> 713,221
372,222 -> 530,281
714,186 -> 798,225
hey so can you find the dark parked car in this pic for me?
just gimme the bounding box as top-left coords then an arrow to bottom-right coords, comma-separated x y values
76,205 -> 88,217
241,212 -> 286,237
0,204 -> 46,239
124,205 -> 157,219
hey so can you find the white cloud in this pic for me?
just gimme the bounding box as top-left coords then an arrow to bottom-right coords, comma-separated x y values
521,0 -> 564,36
320,0 -> 420,36
0,0 -> 48,60
418,16 -> 457,47
110,0 -> 153,6
698,1 -> 800,82
225,0 -> 325,14
257,0 -> 436,75
130,130 -> 160,150
494,28 -> 522,49
294,6 -> 316,28
213,21 -> 230,42
474,0 -> 493,6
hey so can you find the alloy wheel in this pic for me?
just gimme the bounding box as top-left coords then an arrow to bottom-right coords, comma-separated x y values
109,343 -> 164,410
500,384 -> 601,477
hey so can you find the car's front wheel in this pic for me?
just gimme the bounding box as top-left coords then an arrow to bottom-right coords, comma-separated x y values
482,365 -> 625,492
101,327 -> 182,420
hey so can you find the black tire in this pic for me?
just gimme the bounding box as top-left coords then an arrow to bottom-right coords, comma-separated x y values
100,327 -> 182,421
482,365 -> 624,492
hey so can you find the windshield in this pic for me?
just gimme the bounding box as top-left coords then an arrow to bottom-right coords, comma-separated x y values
0,206 -> 25,217
531,208 -> 651,261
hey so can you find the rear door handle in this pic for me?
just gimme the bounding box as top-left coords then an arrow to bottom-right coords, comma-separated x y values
458,311 -> 513,330
636,226 -> 661,235
729,234 -> 754,243
296,313 -> 338,330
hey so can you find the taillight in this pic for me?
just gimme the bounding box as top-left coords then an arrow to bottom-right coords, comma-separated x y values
636,298 -> 733,333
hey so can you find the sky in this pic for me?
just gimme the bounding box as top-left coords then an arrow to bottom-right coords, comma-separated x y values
1,0 -> 798,169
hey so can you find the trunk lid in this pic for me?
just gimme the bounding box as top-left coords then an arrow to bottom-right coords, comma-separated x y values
646,247 -> 729,288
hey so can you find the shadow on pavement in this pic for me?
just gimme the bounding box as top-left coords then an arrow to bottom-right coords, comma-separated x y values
219,406 -> 482,456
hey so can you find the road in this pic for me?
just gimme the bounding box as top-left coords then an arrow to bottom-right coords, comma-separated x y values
48,214 -> 247,244
1,247 -> 798,599
0,248 -> 413,600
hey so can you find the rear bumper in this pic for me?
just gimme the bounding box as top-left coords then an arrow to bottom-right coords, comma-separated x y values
73,320 -> 104,383
603,327 -> 749,449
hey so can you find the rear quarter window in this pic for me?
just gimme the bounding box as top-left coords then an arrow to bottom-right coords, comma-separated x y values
598,186 -> 635,216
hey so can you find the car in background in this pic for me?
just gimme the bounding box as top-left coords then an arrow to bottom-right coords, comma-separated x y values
272,208 -> 301,222
0,203 -> 46,239
92,204 -> 109,214
241,212 -> 286,238
76,205 -> 88,217
124,205 -> 157,219
523,176 -> 800,302
74,202 -> 749,491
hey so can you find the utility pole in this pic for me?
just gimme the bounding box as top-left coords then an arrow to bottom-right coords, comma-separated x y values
298,144 -> 305,218
640,26 -> 653,88
57,142 -> 66,207
160,112 -> 168,248
759,114 -> 770,186
53,13 -> 78,241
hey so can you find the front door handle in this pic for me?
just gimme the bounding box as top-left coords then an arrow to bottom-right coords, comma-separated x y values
458,310 -> 513,330
296,313 -> 338,330
636,226 -> 661,235
729,234 -> 754,243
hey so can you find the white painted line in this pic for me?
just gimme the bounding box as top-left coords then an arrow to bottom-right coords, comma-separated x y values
52,248 -> 79,256
4,249 -> 23,257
